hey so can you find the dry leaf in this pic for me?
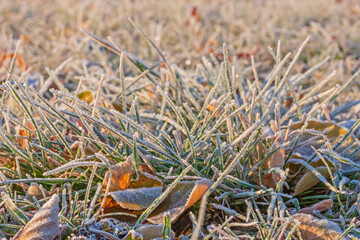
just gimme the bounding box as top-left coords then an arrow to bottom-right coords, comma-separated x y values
77,91 -> 94,104
103,157 -> 135,192
17,121 -> 36,150
136,224 -> 175,240
26,183 -> 49,201
293,213 -> 345,240
299,199 -> 333,214
294,166 -> 331,195
106,187 -> 163,211
138,163 -> 157,176
103,178 -> 211,224
254,173 -> 278,189
288,120 -> 360,171
147,178 -> 212,224
269,144 -> 285,169
124,230 -> 142,240
130,171 -> 163,189
14,194 -> 60,240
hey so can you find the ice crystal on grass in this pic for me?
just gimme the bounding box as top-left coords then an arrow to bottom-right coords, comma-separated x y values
0,1 -> 360,238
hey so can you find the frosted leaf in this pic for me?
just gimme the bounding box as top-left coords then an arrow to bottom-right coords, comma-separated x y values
108,187 -> 163,210
14,194 -> 60,240
293,213 -> 347,240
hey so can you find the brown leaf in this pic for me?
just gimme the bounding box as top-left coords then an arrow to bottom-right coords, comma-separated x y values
288,120 -> 360,171
17,121 -> 36,150
139,163 -> 157,176
136,224 -> 175,240
107,186 -> 163,211
103,157 -> 135,192
25,183 -> 49,201
14,194 -> 60,240
294,167 -> 332,196
130,171 -> 163,189
299,199 -> 333,214
147,178 -> 212,224
293,213 -> 344,240
77,90 -> 93,104
269,147 -> 285,169
103,178 -> 211,225
254,173 -> 278,189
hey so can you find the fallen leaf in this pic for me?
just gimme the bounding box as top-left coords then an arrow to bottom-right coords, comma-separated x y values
26,183 -> 49,201
124,230 -> 142,240
294,166 -> 332,196
17,121 -> 36,150
103,178 -> 211,224
13,194 -> 60,240
106,186 -> 163,211
77,90 -> 94,104
130,171 -> 163,189
0,52 -> 27,71
269,147 -> 285,169
148,178 -> 212,224
139,163 -> 157,176
136,224 -> 175,240
293,213 -> 344,240
299,199 -> 333,214
103,157 -> 135,192
288,120 -> 360,172
254,173 -> 278,189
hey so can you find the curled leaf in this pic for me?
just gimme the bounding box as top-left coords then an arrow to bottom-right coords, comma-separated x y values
293,213 -> 344,240
14,194 -> 60,240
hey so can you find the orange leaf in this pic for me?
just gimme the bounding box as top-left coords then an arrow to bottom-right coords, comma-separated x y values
16,53 -> 27,72
130,171 -> 163,189
77,91 -> 94,104
254,172 -> 278,189
103,157 -> 135,192
288,120 -> 360,172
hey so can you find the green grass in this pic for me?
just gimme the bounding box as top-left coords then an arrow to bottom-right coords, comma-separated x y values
0,0 -> 360,239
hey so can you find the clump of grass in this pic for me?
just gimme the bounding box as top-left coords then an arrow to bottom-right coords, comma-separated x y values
0,2 -> 360,239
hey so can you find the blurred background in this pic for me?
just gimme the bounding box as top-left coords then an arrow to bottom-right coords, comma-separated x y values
0,0 -> 359,99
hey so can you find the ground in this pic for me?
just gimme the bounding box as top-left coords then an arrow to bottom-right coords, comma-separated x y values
0,0 -> 360,239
